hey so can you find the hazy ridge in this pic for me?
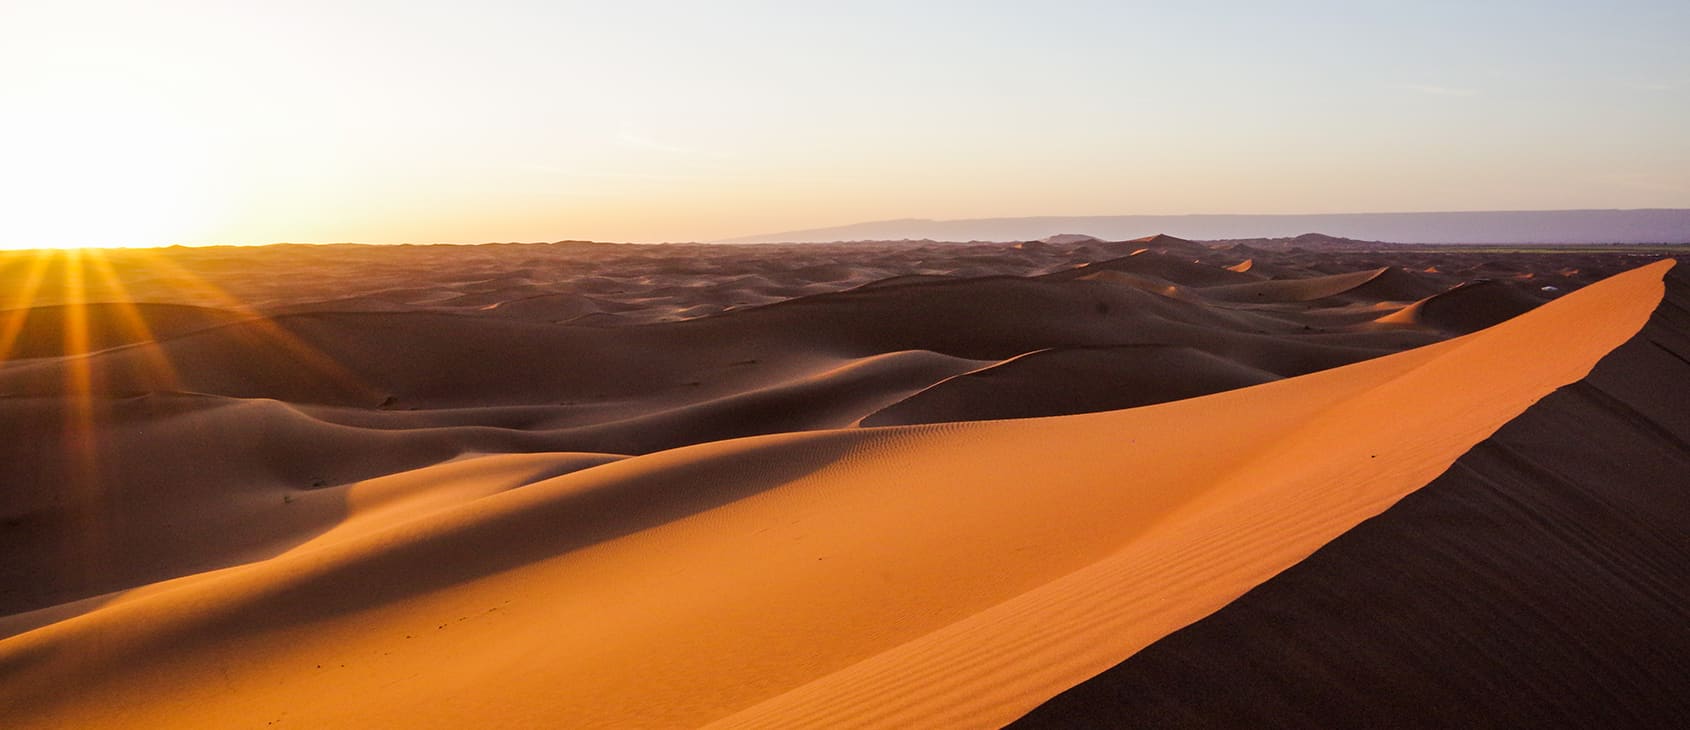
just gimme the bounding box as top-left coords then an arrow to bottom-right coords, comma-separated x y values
726,209 -> 1690,245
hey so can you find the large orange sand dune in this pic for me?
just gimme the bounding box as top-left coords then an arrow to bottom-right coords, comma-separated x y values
0,258 -> 1671,727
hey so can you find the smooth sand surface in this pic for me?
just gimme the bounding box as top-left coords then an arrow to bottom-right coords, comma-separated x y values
0,249 -> 1669,727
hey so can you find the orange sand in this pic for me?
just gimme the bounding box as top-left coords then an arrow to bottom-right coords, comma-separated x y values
0,260 -> 1668,728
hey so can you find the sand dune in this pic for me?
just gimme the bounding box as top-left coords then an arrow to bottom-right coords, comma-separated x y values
860,345 -> 1280,426
1016,262 -> 1690,727
0,239 -> 1682,728
0,302 -> 248,359
1046,250 -> 1261,288
0,449 -> 621,638
1376,277 -> 1546,333
1197,266 -> 1392,303
0,253 -> 1670,728
0,390 -> 630,619
0,264 -> 1440,409
1,241 -> 1493,622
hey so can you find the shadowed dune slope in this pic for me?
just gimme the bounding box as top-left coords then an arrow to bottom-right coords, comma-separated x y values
0,392 -> 635,618
1014,262 -> 1690,728
0,450 -> 622,639
0,273 -> 1428,409
1336,265 -> 1448,301
0,303 -> 248,359
1376,278 -> 1547,333
1044,250 -> 1262,288
0,348 -> 986,617
0,261 -> 1667,729
1197,267 -> 1391,303
861,345 -> 1280,426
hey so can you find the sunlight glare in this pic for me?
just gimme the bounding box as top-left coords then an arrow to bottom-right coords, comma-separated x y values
0,86 -> 220,250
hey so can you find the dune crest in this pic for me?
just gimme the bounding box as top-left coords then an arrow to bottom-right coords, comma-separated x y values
0,258 -> 1668,728
714,260 -> 1671,728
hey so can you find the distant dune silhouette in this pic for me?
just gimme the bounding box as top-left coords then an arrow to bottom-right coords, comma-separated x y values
725,209 -> 1690,245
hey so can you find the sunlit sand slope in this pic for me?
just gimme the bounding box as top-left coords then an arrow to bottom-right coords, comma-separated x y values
1015,262 -> 1690,727
0,261 -> 1669,728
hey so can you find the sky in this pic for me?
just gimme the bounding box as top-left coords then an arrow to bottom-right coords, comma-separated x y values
2,0 -> 1688,248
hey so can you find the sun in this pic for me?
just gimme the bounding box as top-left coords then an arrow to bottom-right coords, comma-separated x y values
0,87 -> 220,251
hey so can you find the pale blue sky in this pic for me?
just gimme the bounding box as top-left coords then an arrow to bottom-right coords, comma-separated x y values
2,1 -> 1687,246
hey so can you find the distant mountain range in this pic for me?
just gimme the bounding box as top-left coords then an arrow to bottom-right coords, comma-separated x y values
723,209 -> 1690,245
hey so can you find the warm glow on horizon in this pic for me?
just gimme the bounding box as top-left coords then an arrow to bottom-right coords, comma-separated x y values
3,1 -> 1688,247
3,35 -> 226,251
3,111 -> 220,250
